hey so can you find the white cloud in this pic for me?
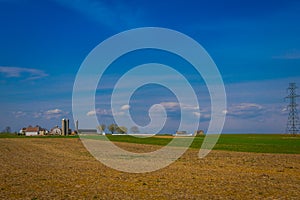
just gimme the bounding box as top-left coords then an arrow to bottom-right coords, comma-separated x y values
45,109 -> 62,115
86,110 -> 96,116
160,102 -> 200,111
121,104 -> 130,111
159,101 -> 207,121
0,66 -> 48,80
160,102 -> 180,108
222,110 -> 228,114
12,111 -> 26,118
192,111 -> 211,121
43,109 -> 66,119
281,107 -> 287,112
227,103 -> 265,119
31,109 -> 68,120
235,103 -> 263,110
192,111 -> 201,117
86,109 -> 112,117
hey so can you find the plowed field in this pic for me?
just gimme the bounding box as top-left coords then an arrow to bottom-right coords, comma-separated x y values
0,138 -> 299,199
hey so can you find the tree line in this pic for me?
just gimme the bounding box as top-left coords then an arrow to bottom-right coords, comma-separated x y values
97,124 -> 140,134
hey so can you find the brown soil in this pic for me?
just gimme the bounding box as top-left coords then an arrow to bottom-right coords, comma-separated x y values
0,138 -> 299,199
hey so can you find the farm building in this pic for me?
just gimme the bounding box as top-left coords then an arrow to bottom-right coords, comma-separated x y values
22,125 -> 48,136
194,130 -> 204,136
175,131 -> 187,135
19,128 -> 26,135
25,126 -> 39,136
50,126 -> 75,135
19,125 -> 48,136
50,126 -> 62,135
175,131 -> 192,136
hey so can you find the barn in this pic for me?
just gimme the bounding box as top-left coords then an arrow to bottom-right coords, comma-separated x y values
50,126 -> 62,135
25,126 -> 41,136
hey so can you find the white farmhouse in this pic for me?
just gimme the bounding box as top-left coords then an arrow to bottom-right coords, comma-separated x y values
25,126 -> 41,136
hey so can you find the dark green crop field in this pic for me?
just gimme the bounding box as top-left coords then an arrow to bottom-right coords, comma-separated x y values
104,134 -> 300,154
209,134 -> 300,154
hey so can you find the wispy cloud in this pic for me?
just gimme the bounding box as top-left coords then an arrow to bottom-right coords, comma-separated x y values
45,109 -> 63,115
160,102 -> 199,111
86,105 -> 130,118
12,111 -> 26,118
120,104 -> 130,111
44,109 -> 65,119
86,110 -> 96,116
33,109 -> 69,120
160,102 -> 180,111
159,101 -> 208,120
86,108 -> 111,117
226,103 -> 265,119
0,66 -> 48,80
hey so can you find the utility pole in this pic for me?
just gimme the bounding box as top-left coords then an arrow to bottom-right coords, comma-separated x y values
285,83 -> 300,135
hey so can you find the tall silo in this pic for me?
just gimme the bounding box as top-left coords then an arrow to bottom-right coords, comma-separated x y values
62,119 -> 66,136
62,118 -> 69,136
75,120 -> 79,133
66,118 -> 69,136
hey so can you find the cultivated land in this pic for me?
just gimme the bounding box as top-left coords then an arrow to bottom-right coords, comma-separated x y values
0,135 -> 299,199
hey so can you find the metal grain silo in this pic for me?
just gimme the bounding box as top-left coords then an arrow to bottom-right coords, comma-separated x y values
62,118 -> 69,136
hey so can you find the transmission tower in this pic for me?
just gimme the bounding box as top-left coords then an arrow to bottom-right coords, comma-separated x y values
285,83 -> 300,135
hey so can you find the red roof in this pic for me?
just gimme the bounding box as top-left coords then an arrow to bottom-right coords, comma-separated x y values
26,126 -> 40,132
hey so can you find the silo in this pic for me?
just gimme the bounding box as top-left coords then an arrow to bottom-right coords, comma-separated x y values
75,120 -> 79,132
62,119 -> 66,136
66,118 -> 69,136
62,118 -> 69,136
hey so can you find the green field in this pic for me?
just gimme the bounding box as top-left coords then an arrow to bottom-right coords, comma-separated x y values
104,134 -> 300,154
1,133 -> 299,154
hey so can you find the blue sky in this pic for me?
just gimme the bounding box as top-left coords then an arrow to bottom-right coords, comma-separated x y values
0,0 -> 300,133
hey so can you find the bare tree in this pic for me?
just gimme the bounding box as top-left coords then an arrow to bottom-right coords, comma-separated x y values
130,126 -> 139,134
97,124 -> 106,134
116,126 -> 127,134
4,126 -> 11,133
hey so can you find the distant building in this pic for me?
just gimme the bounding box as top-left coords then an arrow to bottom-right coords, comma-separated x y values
175,131 -> 188,135
24,125 -> 41,136
38,128 -> 48,136
21,125 -> 48,136
70,130 -> 78,135
194,130 -> 204,136
20,118 -> 73,136
19,128 -> 26,135
50,126 -> 62,135
174,131 -> 196,136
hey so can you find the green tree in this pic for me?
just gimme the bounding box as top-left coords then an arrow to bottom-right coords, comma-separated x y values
108,124 -> 117,134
